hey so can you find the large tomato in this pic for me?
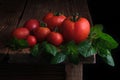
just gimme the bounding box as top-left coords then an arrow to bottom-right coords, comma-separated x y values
34,27 -> 51,42
43,12 -> 66,30
61,16 -> 90,44
12,27 -> 30,39
24,19 -> 40,31
47,32 -> 63,46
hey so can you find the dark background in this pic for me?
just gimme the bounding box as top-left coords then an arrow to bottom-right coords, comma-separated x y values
84,0 -> 120,80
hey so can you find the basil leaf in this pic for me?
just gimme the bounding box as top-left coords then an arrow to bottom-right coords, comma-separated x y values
51,53 -> 66,64
17,39 -> 28,48
98,48 -> 115,67
42,41 -> 58,56
99,33 -> 119,49
69,54 -> 80,65
89,24 -> 103,39
60,41 -> 80,64
30,44 -> 40,56
78,40 -> 97,57
63,41 -> 78,55
9,38 -> 28,49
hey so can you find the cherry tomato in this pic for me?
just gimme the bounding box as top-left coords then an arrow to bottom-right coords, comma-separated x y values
12,27 -> 30,39
26,35 -> 37,47
24,19 -> 40,31
47,32 -> 63,46
43,12 -> 53,23
61,16 -> 90,43
43,12 -> 66,30
34,27 -> 51,42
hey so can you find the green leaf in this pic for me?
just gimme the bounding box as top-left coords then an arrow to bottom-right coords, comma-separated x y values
51,53 -> 66,64
60,41 -> 80,64
63,41 -> 78,55
17,39 -> 28,48
9,38 -> 28,49
89,24 -> 103,39
99,33 -> 119,49
78,40 -> 97,57
30,44 -> 40,56
42,41 -> 58,56
98,48 -> 115,67
69,54 -> 80,65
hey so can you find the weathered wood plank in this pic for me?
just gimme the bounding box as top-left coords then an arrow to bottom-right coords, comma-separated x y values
0,0 -> 27,42
17,1 -> 94,80
17,0 -> 95,64
0,0 -> 94,80
18,0 -> 92,26
65,63 -> 83,80
0,0 -> 95,63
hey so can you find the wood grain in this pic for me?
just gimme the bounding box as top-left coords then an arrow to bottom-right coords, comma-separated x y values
18,0 -> 92,26
0,0 -> 95,80
0,0 -> 27,41
0,0 -> 95,64
65,63 -> 83,80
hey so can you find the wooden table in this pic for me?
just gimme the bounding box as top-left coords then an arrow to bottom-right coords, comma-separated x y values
0,0 -> 95,80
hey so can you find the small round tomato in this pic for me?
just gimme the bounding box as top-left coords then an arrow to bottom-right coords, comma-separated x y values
61,16 -> 90,43
26,35 -> 37,47
43,12 -> 54,23
43,12 -> 66,30
24,19 -> 40,31
47,32 -> 63,46
34,27 -> 51,42
12,27 -> 30,39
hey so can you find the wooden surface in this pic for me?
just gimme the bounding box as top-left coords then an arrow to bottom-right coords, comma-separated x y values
65,63 -> 83,80
0,0 -> 95,80
0,0 -> 95,64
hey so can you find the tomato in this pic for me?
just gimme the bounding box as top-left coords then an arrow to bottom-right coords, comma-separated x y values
12,27 -> 30,39
26,35 -> 37,47
61,17 -> 90,43
43,12 -> 54,23
34,27 -> 51,42
24,19 -> 40,31
47,32 -> 63,46
43,12 -> 66,30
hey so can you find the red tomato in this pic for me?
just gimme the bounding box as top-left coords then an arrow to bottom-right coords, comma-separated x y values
47,32 -> 63,46
24,19 -> 40,31
43,12 -> 66,30
12,27 -> 30,39
26,35 -> 37,47
61,17 -> 90,43
34,27 -> 51,42
43,12 -> 54,23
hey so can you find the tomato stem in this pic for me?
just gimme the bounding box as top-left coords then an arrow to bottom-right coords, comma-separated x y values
54,27 -> 59,32
71,13 -> 79,22
40,22 -> 47,27
54,12 -> 62,16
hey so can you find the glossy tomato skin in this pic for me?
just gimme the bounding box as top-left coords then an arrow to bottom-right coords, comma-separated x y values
34,27 -> 51,42
24,19 -> 40,31
61,17 -> 90,44
43,12 -> 66,30
43,12 -> 54,23
47,32 -> 63,46
26,35 -> 37,47
61,18 -> 74,42
74,18 -> 90,43
12,27 -> 30,39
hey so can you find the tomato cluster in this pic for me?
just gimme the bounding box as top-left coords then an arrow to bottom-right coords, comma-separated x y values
12,12 -> 90,47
